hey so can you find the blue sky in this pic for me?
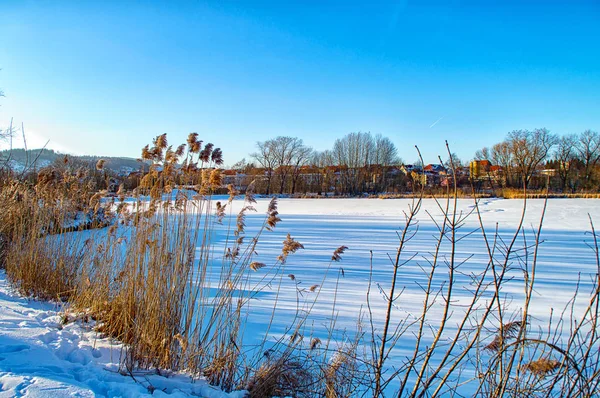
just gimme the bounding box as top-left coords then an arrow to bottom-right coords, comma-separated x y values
0,0 -> 599,165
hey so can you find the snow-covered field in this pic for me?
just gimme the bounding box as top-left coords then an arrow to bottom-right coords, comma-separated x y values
1,197 -> 599,396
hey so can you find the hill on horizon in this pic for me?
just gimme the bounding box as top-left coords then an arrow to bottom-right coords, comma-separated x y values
0,148 -> 146,175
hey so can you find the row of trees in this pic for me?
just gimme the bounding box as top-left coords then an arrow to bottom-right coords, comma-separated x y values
551,130 -> 600,190
3,123 -> 598,195
247,132 -> 403,195
246,128 -> 600,195
475,129 -> 600,191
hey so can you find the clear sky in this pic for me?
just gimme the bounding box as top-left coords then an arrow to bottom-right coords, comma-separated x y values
0,0 -> 599,165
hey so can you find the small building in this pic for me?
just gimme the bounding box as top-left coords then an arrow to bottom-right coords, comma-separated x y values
424,164 -> 446,174
469,160 -> 491,179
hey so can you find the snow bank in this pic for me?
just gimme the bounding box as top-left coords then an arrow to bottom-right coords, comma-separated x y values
0,271 -> 245,397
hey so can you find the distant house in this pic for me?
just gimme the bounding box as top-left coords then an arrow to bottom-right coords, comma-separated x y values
469,160 -> 492,179
410,170 -> 427,186
221,169 -> 237,185
490,165 -> 503,174
400,164 -> 422,175
538,168 -> 557,177
221,169 -> 251,190
424,164 -> 446,174
298,165 -> 321,185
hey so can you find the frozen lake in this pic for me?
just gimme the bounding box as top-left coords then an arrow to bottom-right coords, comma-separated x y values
203,197 -> 600,394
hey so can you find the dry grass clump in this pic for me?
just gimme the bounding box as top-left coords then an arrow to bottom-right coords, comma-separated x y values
522,358 -> 561,376
323,344 -> 363,398
499,188 -> 600,199
277,233 -> 304,263
0,161 -> 108,300
0,232 -> 7,269
331,245 -> 348,262
484,320 -> 524,352
6,235 -> 82,301
247,355 -> 314,398
66,135 -> 303,392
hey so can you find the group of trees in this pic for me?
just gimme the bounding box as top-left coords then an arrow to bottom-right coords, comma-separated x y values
475,128 -> 600,191
550,130 -> 600,191
330,132 -> 399,194
248,132 -> 403,195
247,128 -> 600,196
249,136 -> 313,195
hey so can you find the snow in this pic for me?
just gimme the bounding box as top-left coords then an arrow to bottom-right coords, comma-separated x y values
212,197 -> 600,391
1,197 -> 599,396
0,272 -> 245,398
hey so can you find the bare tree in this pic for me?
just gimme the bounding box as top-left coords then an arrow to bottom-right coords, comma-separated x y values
230,158 -> 247,171
373,134 -> 399,166
554,134 -> 577,191
491,141 -> 514,187
251,140 -> 277,195
289,144 -> 313,194
333,132 -> 375,194
271,136 -> 295,194
252,137 -> 313,195
372,134 -> 400,191
444,152 -> 463,169
507,128 -> 557,187
265,137 -> 312,194
574,130 -> 600,189
474,146 -> 490,161
311,150 -> 336,194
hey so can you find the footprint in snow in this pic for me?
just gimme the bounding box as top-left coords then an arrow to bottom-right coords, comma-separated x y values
13,375 -> 33,397
0,344 -> 30,354
67,349 -> 91,365
35,311 -> 56,322
40,330 -> 59,344
60,330 -> 79,341
90,348 -> 102,359
0,321 -> 26,329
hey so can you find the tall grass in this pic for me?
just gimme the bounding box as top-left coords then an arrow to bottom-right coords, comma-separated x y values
0,163 -> 105,299
499,187 -> 600,199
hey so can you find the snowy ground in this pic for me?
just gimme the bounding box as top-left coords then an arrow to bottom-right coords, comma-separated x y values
1,197 -> 599,396
0,272 -> 244,397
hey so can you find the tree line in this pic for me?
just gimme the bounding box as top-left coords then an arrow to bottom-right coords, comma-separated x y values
243,132 -> 404,196
474,128 -> 600,191
3,126 -> 599,196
